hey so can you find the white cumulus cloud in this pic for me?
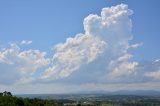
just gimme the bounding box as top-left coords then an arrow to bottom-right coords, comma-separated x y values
0,43 -> 49,84
41,34 -> 106,79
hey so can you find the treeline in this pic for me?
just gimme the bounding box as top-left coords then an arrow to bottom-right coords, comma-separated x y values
0,91 -> 60,106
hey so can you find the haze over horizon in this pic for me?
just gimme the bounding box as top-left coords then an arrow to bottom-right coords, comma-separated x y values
0,0 -> 160,94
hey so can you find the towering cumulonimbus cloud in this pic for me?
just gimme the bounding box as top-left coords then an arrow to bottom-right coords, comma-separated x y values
41,4 -> 139,82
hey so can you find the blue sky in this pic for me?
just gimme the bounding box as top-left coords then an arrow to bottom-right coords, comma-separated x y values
0,0 -> 160,59
0,0 -> 160,94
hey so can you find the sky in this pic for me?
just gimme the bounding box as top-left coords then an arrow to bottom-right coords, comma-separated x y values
0,0 -> 160,94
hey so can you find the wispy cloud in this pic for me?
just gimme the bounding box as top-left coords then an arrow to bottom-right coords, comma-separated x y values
129,43 -> 143,48
21,40 -> 32,45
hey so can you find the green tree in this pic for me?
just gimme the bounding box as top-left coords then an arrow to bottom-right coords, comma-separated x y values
7,92 -> 12,96
0,92 -> 3,96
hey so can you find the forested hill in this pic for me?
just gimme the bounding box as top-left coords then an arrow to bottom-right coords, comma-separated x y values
0,91 -> 59,106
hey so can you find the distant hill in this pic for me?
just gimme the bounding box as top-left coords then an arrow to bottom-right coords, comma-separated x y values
16,90 -> 160,100
76,90 -> 160,96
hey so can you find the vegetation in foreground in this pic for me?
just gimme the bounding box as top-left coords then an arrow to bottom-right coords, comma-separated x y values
1,91 -> 160,106
0,91 -> 59,106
